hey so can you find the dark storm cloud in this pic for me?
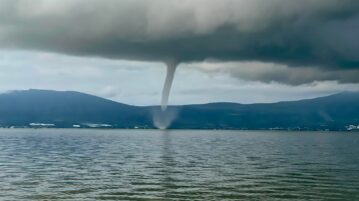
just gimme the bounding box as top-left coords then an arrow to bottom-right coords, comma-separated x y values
0,0 -> 359,83
193,62 -> 359,85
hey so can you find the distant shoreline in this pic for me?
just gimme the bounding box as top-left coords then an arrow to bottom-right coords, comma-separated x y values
0,127 -> 357,132
1,89 -> 358,133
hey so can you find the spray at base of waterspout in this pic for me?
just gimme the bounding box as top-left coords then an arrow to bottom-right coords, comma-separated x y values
152,107 -> 178,130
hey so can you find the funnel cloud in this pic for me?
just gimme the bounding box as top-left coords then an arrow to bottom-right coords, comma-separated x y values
161,60 -> 178,111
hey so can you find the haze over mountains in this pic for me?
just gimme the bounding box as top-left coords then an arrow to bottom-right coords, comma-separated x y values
0,89 -> 358,131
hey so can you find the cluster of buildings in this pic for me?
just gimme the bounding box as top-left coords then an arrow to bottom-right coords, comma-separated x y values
346,125 -> 359,131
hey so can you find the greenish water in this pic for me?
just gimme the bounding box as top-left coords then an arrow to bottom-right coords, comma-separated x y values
0,129 -> 358,200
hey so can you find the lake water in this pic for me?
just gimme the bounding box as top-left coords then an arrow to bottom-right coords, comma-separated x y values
0,129 -> 358,200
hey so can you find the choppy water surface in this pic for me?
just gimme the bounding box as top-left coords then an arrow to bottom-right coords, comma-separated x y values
0,129 -> 358,200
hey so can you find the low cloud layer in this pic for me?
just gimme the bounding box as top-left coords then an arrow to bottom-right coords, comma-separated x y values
192,62 -> 359,85
0,0 -> 359,84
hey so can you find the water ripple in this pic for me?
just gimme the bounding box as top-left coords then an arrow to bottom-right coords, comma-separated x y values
0,129 -> 358,200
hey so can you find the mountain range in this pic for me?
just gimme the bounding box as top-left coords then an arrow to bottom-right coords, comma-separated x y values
0,89 -> 358,131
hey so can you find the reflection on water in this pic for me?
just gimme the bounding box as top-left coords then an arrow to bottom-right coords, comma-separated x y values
0,129 -> 359,200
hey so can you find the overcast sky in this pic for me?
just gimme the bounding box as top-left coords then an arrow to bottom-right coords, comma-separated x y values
0,0 -> 358,105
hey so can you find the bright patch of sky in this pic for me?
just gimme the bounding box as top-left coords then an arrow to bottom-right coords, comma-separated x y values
0,50 -> 358,106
